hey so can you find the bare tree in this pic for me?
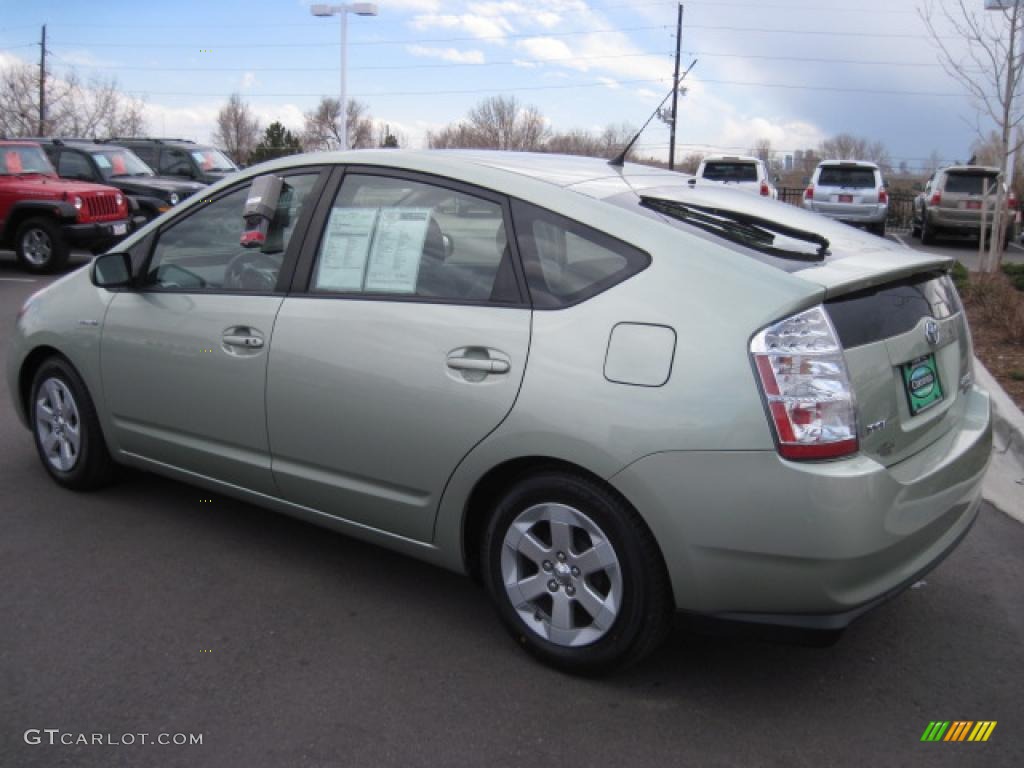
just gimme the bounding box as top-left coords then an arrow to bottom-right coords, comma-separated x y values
751,138 -> 774,166
213,93 -> 260,165
428,95 -> 548,151
921,0 -> 1024,270
0,59 -> 147,138
302,97 -> 374,150
819,133 -> 892,173
677,152 -> 704,175
544,123 -> 638,160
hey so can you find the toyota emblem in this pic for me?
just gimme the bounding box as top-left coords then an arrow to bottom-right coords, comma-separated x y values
925,319 -> 941,346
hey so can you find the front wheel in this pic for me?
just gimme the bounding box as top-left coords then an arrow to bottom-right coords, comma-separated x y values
482,470 -> 672,675
15,217 -> 70,274
30,357 -> 115,490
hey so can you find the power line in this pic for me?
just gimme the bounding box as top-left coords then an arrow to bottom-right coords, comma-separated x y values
116,78 -> 966,99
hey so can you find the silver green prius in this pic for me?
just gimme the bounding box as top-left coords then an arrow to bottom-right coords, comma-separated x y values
6,150 -> 992,673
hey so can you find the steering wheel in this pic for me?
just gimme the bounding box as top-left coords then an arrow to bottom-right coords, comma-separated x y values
223,252 -> 282,292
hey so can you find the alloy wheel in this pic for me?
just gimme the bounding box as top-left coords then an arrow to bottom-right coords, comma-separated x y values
35,378 -> 82,472
501,502 -> 623,647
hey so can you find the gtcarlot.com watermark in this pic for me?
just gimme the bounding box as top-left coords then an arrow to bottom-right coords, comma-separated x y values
24,729 -> 203,746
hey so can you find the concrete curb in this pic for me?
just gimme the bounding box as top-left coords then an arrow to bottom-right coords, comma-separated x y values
975,359 -> 1024,523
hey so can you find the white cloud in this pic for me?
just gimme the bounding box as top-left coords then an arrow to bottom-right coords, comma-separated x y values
411,13 -> 515,41
598,77 -> 620,90
406,45 -> 486,63
240,71 -> 258,91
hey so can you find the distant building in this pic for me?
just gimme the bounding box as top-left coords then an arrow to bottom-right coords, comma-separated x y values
784,154 -> 793,171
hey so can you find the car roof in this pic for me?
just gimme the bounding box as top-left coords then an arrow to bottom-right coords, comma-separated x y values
701,154 -> 760,163
816,160 -> 879,169
942,165 -> 1000,174
0,139 -> 44,147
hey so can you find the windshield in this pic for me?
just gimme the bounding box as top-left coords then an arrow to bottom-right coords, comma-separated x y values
190,149 -> 236,172
92,149 -> 154,179
818,167 -> 877,188
701,162 -> 758,183
945,172 -> 999,195
0,145 -> 55,175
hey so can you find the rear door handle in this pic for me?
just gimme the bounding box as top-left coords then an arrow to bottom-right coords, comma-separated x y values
223,334 -> 264,349
446,356 -> 510,374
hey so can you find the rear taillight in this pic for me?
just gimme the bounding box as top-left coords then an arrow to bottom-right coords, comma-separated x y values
751,306 -> 858,461
930,191 -> 942,206
1008,192 -> 1017,209
878,188 -> 889,204
760,181 -> 770,196
804,186 -> 814,201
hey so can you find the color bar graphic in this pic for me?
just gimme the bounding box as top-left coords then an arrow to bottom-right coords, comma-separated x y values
921,721 -> 996,742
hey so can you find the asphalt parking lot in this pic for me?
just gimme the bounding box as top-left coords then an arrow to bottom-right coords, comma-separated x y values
1,245 -> 1023,768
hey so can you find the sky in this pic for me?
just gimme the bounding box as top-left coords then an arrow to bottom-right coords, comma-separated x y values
0,0 -> 1008,171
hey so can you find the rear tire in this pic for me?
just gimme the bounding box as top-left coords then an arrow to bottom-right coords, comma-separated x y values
869,221 -> 886,237
481,469 -> 673,675
15,217 -> 70,274
29,357 -> 115,490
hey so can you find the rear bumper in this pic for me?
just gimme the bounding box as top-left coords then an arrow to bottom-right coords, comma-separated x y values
927,208 -> 1015,235
803,201 -> 887,224
63,219 -> 130,251
609,384 -> 992,625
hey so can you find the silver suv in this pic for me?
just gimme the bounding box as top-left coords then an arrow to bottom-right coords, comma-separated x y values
803,160 -> 888,236
913,165 -> 1017,246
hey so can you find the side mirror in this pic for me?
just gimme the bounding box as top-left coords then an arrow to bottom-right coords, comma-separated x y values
91,252 -> 133,288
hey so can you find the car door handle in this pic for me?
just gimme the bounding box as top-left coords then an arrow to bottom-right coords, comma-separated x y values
446,355 -> 510,374
223,334 -> 264,348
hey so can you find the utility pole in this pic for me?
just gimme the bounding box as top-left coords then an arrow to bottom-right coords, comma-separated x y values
668,3 -> 683,171
38,24 -> 47,136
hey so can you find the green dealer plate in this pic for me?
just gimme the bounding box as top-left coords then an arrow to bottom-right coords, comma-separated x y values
901,353 -> 944,416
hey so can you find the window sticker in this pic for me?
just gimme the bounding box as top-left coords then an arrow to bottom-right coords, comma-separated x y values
94,154 -> 112,169
314,207 -> 380,291
363,208 -> 432,294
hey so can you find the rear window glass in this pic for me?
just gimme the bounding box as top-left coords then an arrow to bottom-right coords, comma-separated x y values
701,162 -> 758,182
511,200 -> 650,308
944,173 -> 999,195
817,167 -> 877,188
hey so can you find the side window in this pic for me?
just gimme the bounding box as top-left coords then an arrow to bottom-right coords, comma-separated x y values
133,146 -> 156,166
160,149 -> 192,176
309,174 -> 518,302
58,151 -> 95,181
143,173 -> 318,292
511,200 -> 650,309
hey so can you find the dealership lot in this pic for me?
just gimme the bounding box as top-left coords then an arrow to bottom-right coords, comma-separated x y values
1,246 -> 1023,767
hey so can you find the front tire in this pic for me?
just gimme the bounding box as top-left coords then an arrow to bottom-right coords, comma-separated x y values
15,217 -> 70,274
29,357 -> 115,490
482,470 -> 672,675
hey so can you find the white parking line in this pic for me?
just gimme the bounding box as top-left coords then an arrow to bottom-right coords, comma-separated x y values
1007,241 -> 1024,253
0,277 -> 37,283
889,233 -> 911,249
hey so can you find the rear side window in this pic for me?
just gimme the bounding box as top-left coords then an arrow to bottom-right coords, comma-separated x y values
57,151 -> 94,180
511,200 -> 650,308
817,167 -> 877,188
944,173 -> 999,195
701,162 -> 758,182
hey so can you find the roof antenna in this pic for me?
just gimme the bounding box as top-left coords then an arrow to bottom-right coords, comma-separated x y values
609,59 -> 697,168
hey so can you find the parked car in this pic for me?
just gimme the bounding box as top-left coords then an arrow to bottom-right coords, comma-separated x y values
912,165 -> 1016,246
0,140 -> 130,273
31,138 -> 205,225
803,160 -> 888,236
691,154 -> 778,198
99,137 -> 238,185
7,151 -> 991,673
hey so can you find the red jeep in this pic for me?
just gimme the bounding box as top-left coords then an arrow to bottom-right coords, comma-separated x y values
0,140 -> 131,273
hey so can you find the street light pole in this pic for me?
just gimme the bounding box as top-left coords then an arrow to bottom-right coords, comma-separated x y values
311,3 -> 379,151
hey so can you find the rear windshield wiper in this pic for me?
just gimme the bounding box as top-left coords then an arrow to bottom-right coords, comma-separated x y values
640,197 -> 830,262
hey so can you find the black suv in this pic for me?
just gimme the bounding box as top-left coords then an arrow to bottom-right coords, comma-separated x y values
100,137 -> 239,185
33,139 -> 205,224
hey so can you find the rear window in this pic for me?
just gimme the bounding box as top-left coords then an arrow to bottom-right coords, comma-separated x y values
944,172 -> 999,195
701,162 -> 758,183
817,167 -> 877,188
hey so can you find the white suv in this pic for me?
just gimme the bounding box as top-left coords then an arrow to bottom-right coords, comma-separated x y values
691,155 -> 777,199
803,160 -> 888,237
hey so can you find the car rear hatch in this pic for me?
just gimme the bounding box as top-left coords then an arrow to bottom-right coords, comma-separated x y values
821,270 -> 971,467
937,169 -> 1000,225
698,160 -> 760,193
810,164 -> 880,216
